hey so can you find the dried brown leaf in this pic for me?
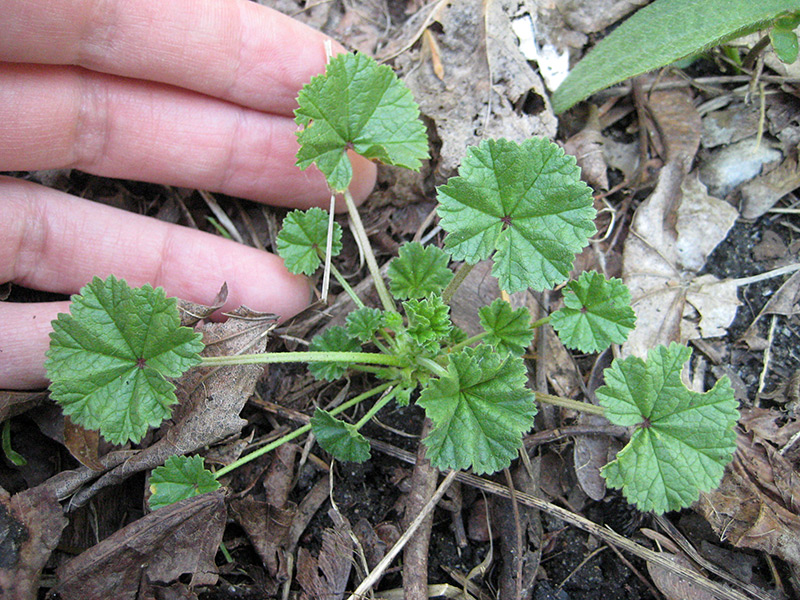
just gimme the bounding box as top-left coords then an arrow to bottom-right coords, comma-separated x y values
697,432 -> 800,570
51,491 -> 226,599
563,106 -> 608,190
63,417 -> 104,472
622,166 -> 739,357
741,151 -> 800,219
0,485 -> 68,600
297,514 -> 353,600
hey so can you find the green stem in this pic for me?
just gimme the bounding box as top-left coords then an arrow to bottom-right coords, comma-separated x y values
417,356 -> 449,378
442,261 -> 475,304
530,315 -> 551,329
448,331 -> 489,354
200,350 -> 403,368
344,189 -> 396,312
353,387 -> 398,429
213,382 -> 393,478
329,263 -> 365,309
535,392 -> 606,416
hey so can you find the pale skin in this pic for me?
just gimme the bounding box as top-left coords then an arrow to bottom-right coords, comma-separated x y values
0,0 -> 377,389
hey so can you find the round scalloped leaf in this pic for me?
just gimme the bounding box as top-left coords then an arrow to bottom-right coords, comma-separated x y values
45,276 -> 204,445
550,271 -> 636,353
346,307 -> 385,342
597,343 -> 738,514
295,52 -> 429,192
308,326 -> 362,381
311,408 -> 371,463
437,138 -> 596,293
387,242 -> 454,300
478,299 -> 534,356
418,344 -> 536,474
149,455 -> 220,510
276,208 -> 343,275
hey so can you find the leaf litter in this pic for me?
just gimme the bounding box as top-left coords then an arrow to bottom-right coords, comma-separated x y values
7,0 -> 800,598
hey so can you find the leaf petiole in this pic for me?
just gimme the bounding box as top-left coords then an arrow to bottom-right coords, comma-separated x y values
530,316 -> 550,329
416,356 -> 449,379
213,382 -> 393,478
328,262 -> 366,309
344,189 -> 396,312
441,261 -> 475,304
535,392 -> 605,416
200,350 -> 403,368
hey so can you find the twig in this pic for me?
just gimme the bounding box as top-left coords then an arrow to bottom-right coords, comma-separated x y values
368,438 -> 760,600
347,469 -> 458,600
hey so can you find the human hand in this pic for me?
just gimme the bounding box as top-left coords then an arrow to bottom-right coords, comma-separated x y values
0,0 -> 377,389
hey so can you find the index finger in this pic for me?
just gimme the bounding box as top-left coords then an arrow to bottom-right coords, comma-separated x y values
2,0 -> 335,116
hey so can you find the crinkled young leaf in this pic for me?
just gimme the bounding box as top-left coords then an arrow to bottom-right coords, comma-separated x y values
295,52 -> 429,191
308,326 -> 362,381
149,455 -> 220,510
418,345 -> 536,474
597,343 -> 738,514
404,295 -> 453,351
550,272 -> 636,353
437,138 -> 596,293
479,299 -> 534,356
387,242 -> 454,300
346,307 -> 385,342
45,276 -> 204,445
311,409 -> 371,462
276,208 -> 343,275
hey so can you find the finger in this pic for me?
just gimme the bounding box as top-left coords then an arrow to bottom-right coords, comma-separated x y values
0,302 -> 68,390
1,176 -> 314,388
0,64 -> 376,208
2,0 -> 337,116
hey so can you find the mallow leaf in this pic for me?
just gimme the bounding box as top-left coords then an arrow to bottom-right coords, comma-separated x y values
478,299 -> 534,356
418,345 -> 536,474
311,409 -> 371,463
149,455 -> 220,510
771,15 -> 800,63
387,242 -> 454,300
45,276 -> 204,445
346,307 -> 385,342
550,271 -> 636,353
295,52 -> 429,191
276,207 -> 343,275
551,0 -> 800,112
308,326 -> 361,381
403,295 -> 452,351
597,343 -> 738,514
437,138 -> 596,293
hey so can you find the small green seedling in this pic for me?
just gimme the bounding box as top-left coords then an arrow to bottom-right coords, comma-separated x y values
551,0 -> 800,113
45,52 -> 738,516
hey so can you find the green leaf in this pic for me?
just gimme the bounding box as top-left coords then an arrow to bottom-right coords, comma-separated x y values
437,138 -> 596,293
311,409 -> 371,462
478,299 -> 534,356
550,272 -> 636,353
418,345 -> 536,474
597,343 -> 738,514
403,295 -> 453,351
551,0 -> 800,113
346,307 -> 385,342
276,207 -> 343,276
771,26 -> 799,63
45,276 -> 204,445
149,455 -> 220,510
295,52 -> 429,192
308,326 -> 362,381
387,242 -> 454,300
